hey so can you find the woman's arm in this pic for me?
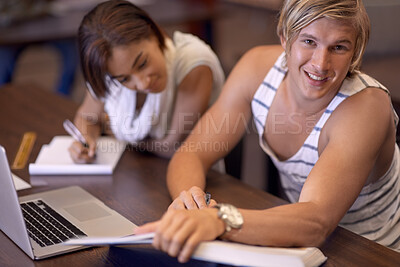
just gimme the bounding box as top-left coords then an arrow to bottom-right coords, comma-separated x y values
143,65 -> 214,158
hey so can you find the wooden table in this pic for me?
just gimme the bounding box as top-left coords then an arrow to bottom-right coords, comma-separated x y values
0,84 -> 399,266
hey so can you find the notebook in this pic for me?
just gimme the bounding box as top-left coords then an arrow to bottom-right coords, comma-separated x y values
0,145 -> 136,260
29,136 -> 126,175
65,232 -> 328,267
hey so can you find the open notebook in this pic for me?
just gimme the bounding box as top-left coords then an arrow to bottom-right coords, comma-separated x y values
65,233 -> 327,267
29,136 -> 126,175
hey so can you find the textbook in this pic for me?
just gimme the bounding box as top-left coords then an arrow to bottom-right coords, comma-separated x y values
65,232 -> 327,267
29,136 -> 126,175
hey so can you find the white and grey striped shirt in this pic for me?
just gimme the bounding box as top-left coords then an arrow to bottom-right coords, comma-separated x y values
251,52 -> 400,252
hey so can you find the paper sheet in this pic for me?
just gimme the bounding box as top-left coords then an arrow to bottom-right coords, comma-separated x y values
12,173 -> 31,191
29,136 -> 126,175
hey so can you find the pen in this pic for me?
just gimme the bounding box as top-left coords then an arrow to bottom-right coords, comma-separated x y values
205,192 -> 211,206
63,119 -> 89,148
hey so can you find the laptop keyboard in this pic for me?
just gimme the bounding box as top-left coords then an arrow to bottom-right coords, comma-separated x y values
20,200 -> 87,247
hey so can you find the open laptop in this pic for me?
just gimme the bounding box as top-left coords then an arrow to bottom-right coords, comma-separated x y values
0,145 -> 137,260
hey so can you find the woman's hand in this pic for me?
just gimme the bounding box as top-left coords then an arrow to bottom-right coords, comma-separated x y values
168,186 -> 217,210
134,208 -> 225,263
68,138 -> 96,164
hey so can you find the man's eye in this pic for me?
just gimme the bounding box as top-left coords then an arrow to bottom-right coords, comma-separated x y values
334,45 -> 347,51
304,39 -> 315,45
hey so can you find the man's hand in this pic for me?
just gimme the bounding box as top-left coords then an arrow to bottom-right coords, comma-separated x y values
168,186 -> 217,210
134,208 -> 225,263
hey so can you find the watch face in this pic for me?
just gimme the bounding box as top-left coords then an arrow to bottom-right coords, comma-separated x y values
220,204 -> 243,228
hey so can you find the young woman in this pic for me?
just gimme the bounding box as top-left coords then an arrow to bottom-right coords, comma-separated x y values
135,0 -> 400,262
68,0 -> 224,162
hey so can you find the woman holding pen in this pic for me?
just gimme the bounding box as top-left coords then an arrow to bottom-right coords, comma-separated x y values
68,0 -> 224,163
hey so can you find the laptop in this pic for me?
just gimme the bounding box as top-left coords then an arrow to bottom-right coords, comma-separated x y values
0,145 -> 137,260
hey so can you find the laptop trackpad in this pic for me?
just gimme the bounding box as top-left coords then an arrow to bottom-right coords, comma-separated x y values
64,202 -> 111,222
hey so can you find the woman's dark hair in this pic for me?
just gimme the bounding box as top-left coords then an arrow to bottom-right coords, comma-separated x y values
78,0 -> 166,97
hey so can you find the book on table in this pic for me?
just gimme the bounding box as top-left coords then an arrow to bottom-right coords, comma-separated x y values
64,232 -> 327,267
29,136 -> 126,175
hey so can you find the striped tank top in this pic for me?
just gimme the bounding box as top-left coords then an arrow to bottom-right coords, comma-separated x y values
251,52 -> 400,251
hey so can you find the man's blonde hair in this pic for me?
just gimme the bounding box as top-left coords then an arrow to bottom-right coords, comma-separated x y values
277,0 -> 370,75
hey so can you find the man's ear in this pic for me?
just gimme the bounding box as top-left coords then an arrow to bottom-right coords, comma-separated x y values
280,35 -> 287,50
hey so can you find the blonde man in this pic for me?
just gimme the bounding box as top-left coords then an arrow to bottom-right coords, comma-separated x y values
136,0 -> 400,262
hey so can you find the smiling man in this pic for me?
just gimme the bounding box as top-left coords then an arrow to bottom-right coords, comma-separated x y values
135,0 -> 400,263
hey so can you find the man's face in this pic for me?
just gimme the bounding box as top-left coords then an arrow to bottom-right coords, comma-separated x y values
283,17 -> 357,101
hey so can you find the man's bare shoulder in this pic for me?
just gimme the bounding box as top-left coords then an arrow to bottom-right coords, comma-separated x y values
229,45 -> 284,100
326,87 -> 393,142
241,45 -> 284,71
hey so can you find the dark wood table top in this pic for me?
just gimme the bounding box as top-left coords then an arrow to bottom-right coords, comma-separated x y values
0,83 -> 399,266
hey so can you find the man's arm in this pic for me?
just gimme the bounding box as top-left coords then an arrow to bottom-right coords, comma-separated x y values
166,45 -> 284,208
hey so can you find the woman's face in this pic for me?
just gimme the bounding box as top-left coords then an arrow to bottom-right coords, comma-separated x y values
107,36 -> 167,94
282,17 -> 356,100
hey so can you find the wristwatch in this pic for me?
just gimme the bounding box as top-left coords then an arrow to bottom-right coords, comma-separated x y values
213,204 -> 244,233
